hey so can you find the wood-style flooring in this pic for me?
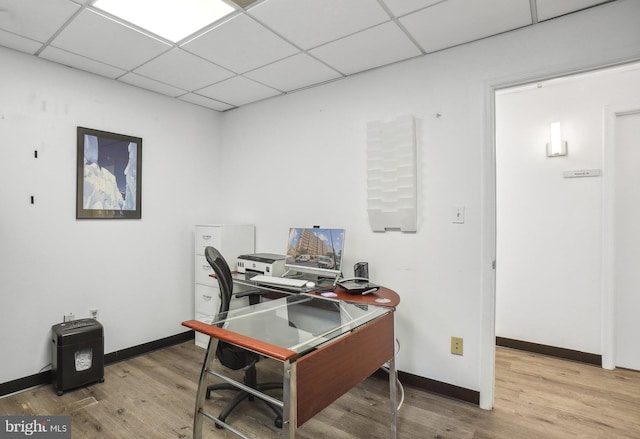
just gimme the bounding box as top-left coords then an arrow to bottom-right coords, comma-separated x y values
1,342 -> 638,438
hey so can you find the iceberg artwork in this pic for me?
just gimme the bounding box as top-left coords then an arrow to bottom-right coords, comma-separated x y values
77,127 -> 142,219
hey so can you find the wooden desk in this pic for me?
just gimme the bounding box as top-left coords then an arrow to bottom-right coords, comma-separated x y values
183,292 -> 398,439
308,284 -> 400,307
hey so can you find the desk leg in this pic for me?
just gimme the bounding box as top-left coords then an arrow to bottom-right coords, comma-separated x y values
282,361 -> 297,439
389,354 -> 397,439
193,336 -> 218,439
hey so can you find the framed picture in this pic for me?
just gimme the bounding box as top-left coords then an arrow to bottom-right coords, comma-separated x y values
76,127 -> 142,219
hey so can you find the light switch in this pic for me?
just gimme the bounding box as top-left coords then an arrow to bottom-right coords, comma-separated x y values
452,205 -> 465,224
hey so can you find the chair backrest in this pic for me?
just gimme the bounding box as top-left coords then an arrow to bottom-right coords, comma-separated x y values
204,246 -> 233,314
204,246 -> 248,370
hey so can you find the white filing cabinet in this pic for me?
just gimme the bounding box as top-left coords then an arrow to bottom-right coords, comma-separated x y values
194,224 -> 254,348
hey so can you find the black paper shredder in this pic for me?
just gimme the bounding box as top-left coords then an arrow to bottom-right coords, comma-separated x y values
51,318 -> 104,395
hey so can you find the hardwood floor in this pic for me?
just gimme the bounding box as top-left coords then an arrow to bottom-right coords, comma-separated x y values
1,343 -> 638,438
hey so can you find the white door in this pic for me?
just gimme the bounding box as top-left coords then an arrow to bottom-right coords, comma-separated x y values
614,109 -> 640,370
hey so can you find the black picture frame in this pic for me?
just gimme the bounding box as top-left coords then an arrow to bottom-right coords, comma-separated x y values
76,127 -> 142,219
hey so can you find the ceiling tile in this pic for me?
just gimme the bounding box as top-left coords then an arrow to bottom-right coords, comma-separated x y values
133,49 -> 234,91
118,72 -> 186,97
244,53 -> 342,92
197,76 -> 281,107
181,13 -> 298,74
309,21 -> 422,75
0,0 -> 79,42
536,0 -> 608,21
381,0 -> 444,18
49,9 -> 171,70
179,93 -> 234,112
400,0 -> 532,53
0,29 -> 43,54
249,0 -> 390,50
39,46 -> 126,78
0,0 -> 612,113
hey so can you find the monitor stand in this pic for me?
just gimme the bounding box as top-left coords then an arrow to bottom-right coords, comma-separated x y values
282,270 -> 340,289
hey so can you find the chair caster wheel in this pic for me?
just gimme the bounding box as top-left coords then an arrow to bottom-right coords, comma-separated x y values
275,417 -> 282,428
215,423 -> 224,430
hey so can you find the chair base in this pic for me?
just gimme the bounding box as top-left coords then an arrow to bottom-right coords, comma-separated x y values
206,371 -> 283,429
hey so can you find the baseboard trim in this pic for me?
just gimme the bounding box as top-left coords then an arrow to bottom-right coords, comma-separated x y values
4,331 -> 481,408
400,371 -> 480,405
372,368 -> 480,406
0,371 -> 53,399
0,330 -> 195,398
104,330 -> 194,364
496,337 -> 602,366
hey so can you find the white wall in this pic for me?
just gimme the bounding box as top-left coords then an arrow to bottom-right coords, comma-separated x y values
496,66 -> 640,354
217,0 -> 640,401
2,0 -> 639,406
0,47 -> 221,385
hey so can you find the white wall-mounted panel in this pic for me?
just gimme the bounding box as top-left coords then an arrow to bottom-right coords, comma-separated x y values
367,115 -> 418,232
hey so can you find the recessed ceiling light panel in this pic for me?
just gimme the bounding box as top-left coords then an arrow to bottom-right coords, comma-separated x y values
92,0 -> 236,42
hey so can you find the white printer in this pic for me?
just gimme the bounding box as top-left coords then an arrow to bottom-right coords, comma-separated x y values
237,253 -> 286,277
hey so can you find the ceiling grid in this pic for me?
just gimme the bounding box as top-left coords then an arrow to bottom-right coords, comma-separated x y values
0,0 -> 615,111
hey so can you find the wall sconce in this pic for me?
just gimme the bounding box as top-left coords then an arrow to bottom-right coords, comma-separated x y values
547,122 -> 567,157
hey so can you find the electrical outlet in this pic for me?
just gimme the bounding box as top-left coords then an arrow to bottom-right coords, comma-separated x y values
451,336 -> 463,355
64,313 -> 75,322
89,308 -> 99,319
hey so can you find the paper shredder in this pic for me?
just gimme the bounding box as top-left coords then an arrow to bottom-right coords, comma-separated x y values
51,318 -> 104,395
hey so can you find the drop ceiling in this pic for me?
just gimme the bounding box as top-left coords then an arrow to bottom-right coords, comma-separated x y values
0,0 -> 614,112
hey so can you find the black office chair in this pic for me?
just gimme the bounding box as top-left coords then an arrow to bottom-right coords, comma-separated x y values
203,246 -> 284,429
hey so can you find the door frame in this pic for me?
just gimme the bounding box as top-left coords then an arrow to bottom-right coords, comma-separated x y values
482,61 -> 640,409
602,103 -> 640,369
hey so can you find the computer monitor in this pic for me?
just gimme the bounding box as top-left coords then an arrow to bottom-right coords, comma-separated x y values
285,228 -> 345,278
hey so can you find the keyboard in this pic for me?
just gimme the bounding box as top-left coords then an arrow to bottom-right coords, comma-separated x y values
250,275 -> 308,288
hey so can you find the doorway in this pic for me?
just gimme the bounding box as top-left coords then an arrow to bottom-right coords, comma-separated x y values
494,63 -> 640,374
603,104 -> 640,371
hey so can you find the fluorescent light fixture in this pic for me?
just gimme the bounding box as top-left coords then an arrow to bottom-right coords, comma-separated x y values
92,0 -> 235,43
547,122 -> 567,157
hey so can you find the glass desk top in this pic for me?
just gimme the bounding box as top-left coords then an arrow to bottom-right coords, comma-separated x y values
210,295 -> 391,356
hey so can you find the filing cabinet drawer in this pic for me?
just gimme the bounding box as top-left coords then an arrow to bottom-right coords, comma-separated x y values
193,224 -> 254,348
195,226 -> 222,255
195,284 -> 219,316
195,255 -> 217,286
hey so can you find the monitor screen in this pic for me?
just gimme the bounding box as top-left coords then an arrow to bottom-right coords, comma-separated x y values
285,228 -> 345,277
